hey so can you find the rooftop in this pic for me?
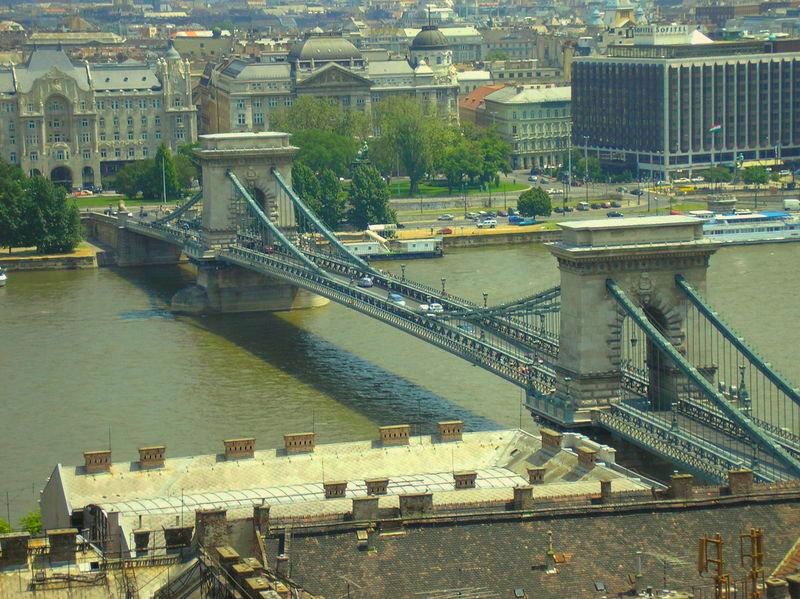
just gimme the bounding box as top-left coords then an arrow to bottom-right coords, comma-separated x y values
485,84 -> 571,105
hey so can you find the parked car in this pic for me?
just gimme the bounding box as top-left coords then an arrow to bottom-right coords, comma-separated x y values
632,189 -> 644,196
674,178 -> 691,184
517,218 -> 537,226
577,202 -> 590,211
72,189 -> 93,197
610,201 -> 622,208
528,175 -> 538,182
590,203 -> 601,209
437,227 -> 453,235
616,186 -> 627,193
546,188 -> 559,194
607,210 -> 624,218
82,183 -> 102,193
563,206 -> 573,212
601,201 -> 612,209
508,215 -> 524,224
508,207 -> 519,216
437,214 -> 454,221
466,212 -> 480,220
357,276 -> 374,288
779,169 -> 792,176
477,219 -> 497,228
553,207 -> 564,213
497,210 -> 508,217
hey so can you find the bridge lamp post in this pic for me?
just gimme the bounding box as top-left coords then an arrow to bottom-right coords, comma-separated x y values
441,277 -> 447,296
483,292 -> 488,308
401,263 -> 406,281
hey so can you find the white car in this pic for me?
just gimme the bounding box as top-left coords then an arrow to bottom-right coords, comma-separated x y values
691,176 -> 705,183
429,302 -> 444,313
477,219 -> 497,229
528,175 -> 538,182
674,177 -> 691,184
437,214 -> 454,221
546,188 -> 558,194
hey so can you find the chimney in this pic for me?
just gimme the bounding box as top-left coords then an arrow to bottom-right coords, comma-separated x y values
727,468 -> 754,495
577,447 -> 597,469
138,445 -> 165,469
352,496 -> 379,521
767,578 -> 789,599
786,574 -> 800,599
600,480 -> 612,503
527,466 -> 546,484
224,438 -> 255,460
323,481 -> 348,499
453,471 -> 477,489
669,473 -> 694,500
47,528 -> 78,563
365,478 -> 389,495
284,432 -> 315,454
275,554 -> 290,578
513,485 -> 534,510
437,420 -> 463,442
0,532 -> 30,567
83,450 -> 111,474
253,504 -> 270,533
195,509 -> 228,548
399,492 -> 433,517
379,424 -> 410,446
231,563 -> 255,587
540,428 -> 562,452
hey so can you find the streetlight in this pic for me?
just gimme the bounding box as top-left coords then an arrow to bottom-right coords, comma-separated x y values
441,277 -> 446,296
583,135 -> 589,206
400,263 -> 406,281
482,292 -> 488,308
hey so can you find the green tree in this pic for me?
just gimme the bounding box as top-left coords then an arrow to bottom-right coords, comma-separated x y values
742,166 -> 769,209
0,517 -> 11,534
115,160 -> 152,200
517,187 -> 552,217
293,129 -> 359,177
440,135 -> 482,193
699,166 -> 732,183
348,163 -> 394,229
25,176 -> 82,254
271,97 -> 369,139
291,162 -> 322,215
174,155 -> 198,191
318,168 -> 346,229
577,156 -> 602,182
19,510 -> 41,535
149,144 -> 180,201
373,96 -> 443,196
462,124 -> 511,186
485,49 -> 509,61
0,161 -> 26,252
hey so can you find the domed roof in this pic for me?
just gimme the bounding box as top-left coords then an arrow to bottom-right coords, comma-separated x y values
165,40 -> 181,60
288,34 -> 362,62
411,25 -> 448,50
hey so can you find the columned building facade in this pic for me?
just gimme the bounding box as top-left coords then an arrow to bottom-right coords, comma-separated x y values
572,41 -> 800,180
0,44 -> 195,189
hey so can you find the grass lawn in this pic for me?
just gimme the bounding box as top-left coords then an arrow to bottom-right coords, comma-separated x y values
71,196 -> 184,210
670,201 -> 707,212
386,179 -> 528,199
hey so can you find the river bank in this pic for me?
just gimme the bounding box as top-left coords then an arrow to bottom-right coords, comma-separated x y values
0,243 -> 102,271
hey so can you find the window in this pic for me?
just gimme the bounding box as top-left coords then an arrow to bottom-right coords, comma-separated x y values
9,152 -> 15,163
55,150 -> 66,160
127,131 -> 134,140
254,113 -> 264,125
100,148 -> 107,159
513,112 -> 517,120
113,131 -> 120,141
111,100 -> 120,110
9,136 -> 14,145
268,98 -> 277,108
96,100 -> 105,110
142,147 -> 148,158
7,122 -> 12,132
124,99 -> 133,109
356,97 -> 365,106
127,116 -> 133,127
26,103 -> 34,112
81,118 -> 89,127
48,119 -> 61,129
29,151 -> 37,161
236,113 -> 246,126
141,132 -> 148,140
176,130 -> 185,140
113,117 -> 119,128
141,116 -> 147,127
152,99 -> 161,109
99,117 -> 106,128
114,148 -> 121,158
285,98 -> 292,107
139,99 -> 147,109
99,132 -> 106,141
82,150 -> 90,160
127,147 -> 135,159
80,133 -> 90,143
174,97 -> 182,108
253,99 -> 261,108
47,100 -> 62,112
26,135 -> 38,145
155,130 -> 161,140
3,103 -> 15,112
155,116 -> 161,126
176,115 -> 183,126
27,121 -> 36,129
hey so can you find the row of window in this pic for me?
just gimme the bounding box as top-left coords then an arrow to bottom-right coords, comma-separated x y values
512,108 -> 570,120
235,98 -> 293,109
511,122 -> 571,135
9,96 -> 189,115
22,142 -> 176,163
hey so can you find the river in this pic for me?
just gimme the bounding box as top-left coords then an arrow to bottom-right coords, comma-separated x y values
0,242 -> 798,520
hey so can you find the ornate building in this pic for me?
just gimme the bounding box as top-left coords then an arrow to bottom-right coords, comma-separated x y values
196,28 -> 459,135
0,43 -> 195,189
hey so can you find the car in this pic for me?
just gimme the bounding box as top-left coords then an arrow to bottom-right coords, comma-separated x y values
610,201 -> 622,208
429,302 -> 444,313
656,180 -> 671,187
263,245 -> 275,254
83,183 -> 102,193
563,206 -> 573,212
616,186 -> 627,193
508,215 -> 524,223
601,201 -> 612,209
577,202 -> 590,211
485,211 -> 496,217
546,188 -> 559,194
517,218 -> 537,226
528,175 -> 538,182
552,188 -> 564,194
553,207 -> 564,213
72,189 -> 93,197
497,210 -> 508,217
477,219 -> 497,228
508,207 -> 518,216
396,222 -> 406,229
691,176 -> 705,183
437,214 -> 454,221
674,178 -> 691,184
590,203 -> 601,209
779,169 -> 792,176
437,227 -> 453,235
457,323 -> 476,334
388,292 -> 406,306
632,189 -> 644,196
357,276 -> 374,288
607,210 -> 624,218
466,212 -> 480,220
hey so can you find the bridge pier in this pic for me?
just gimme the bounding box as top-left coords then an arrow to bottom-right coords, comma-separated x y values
533,216 -> 719,426
172,262 -> 328,314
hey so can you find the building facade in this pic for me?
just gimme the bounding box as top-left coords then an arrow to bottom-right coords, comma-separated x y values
197,30 -> 459,135
572,41 -> 800,180
0,44 -> 195,189
480,84 -> 571,170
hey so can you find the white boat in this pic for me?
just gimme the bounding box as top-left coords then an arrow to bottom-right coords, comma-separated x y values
696,211 -> 800,244
0,268 -> 6,287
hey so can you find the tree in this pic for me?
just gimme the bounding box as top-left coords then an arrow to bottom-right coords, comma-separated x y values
19,510 -> 41,535
291,162 -> 322,215
318,168 -> 346,228
271,97 -> 369,139
576,156 -> 602,182
699,166 -> 732,183
115,160 -> 152,200
517,187 -> 552,217
150,144 -> 180,201
0,517 -> 11,534
25,176 -> 82,254
0,161 -> 26,252
462,123 -> 511,186
485,49 -> 509,61
174,155 -> 198,191
348,163 -> 394,229
742,166 -> 769,209
293,129 -> 359,177
440,135 -> 482,193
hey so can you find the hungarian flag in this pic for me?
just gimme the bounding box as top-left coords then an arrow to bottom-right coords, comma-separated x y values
708,123 -> 722,133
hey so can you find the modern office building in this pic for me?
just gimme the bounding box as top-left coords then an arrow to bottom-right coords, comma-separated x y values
480,84 -> 571,170
0,43 -> 195,189
572,40 -> 800,180
197,29 -> 459,135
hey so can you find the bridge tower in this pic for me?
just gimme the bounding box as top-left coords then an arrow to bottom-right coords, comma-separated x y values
545,216 -> 719,425
172,132 -> 328,314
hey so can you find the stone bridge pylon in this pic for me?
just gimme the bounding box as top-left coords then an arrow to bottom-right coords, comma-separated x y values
172,132 -> 328,314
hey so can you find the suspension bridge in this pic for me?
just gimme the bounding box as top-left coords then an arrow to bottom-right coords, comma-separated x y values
97,132 -> 800,486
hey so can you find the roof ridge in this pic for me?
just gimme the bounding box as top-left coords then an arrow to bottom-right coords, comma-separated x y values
772,533 -> 800,578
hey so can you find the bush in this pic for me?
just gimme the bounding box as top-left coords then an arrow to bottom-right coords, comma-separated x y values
517,187 -> 552,217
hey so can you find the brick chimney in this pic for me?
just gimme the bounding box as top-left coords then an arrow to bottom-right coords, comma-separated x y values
0,532 -> 30,567
365,478 -> 389,495
284,432 -> 315,454
47,529 -> 78,563
138,445 -> 165,469
453,471 -> 477,489
224,438 -> 255,460
253,504 -> 270,533
83,450 -> 112,474
275,554 -> 290,578
513,485 -> 534,510
352,497 -> 379,521
379,424 -> 410,446
399,492 -> 433,517
323,481 -> 347,499
669,473 -> 694,500
527,466 -> 546,484
195,509 -> 228,548
727,468 -> 754,495
600,480 -> 612,503
540,428 -> 562,452
577,447 -> 597,469
437,420 -> 463,442
766,578 -> 789,599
